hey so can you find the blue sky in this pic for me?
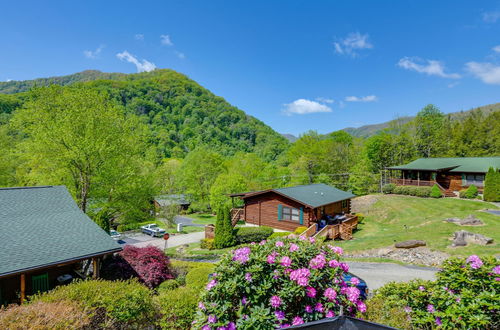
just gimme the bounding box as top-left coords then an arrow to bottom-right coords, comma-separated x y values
1,1 -> 500,135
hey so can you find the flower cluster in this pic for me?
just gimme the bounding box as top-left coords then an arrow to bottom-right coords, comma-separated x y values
466,254 -> 483,269
193,237 -> 364,329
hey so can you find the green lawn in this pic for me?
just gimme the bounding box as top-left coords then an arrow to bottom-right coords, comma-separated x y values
337,194 -> 499,257
184,213 -> 217,225
165,242 -> 233,260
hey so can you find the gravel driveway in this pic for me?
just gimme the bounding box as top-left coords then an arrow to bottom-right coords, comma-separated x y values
347,261 -> 438,291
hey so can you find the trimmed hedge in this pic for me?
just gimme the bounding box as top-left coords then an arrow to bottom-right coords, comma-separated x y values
200,238 -> 215,250
393,185 -> 432,198
234,226 -> 274,244
214,205 -> 236,249
269,231 -> 291,239
293,226 -> 308,234
382,183 -> 396,194
430,184 -> 443,198
157,286 -> 199,330
186,265 -> 216,290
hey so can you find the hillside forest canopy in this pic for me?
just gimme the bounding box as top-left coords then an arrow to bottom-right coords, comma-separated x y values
1,69 -> 499,227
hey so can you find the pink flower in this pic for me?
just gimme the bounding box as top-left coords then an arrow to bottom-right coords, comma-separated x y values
309,237 -> 316,243
208,314 -> 217,323
289,243 -> 299,252
270,295 -> 282,308
241,296 -> 248,305
275,310 -> 285,320
245,272 -> 252,282
198,302 -> 206,310
329,245 -> 343,255
267,252 -> 278,264
309,254 -> 326,269
298,235 -> 307,240
492,265 -> 500,275
329,259 -> 340,268
435,317 -> 442,326
305,305 -> 313,313
227,322 -> 236,330
306,286 -> 317,298
232,247 -> 251,264
340,262 -> 349,272
346,286 -> 360,303
456,297 -> 461,303
427,304 -> 435,313
418,286 -> 425,291
324,287 -> 337,301
276,241 -> 284,247
202,325 -> 210,330
280,324 -> 290,328
350,277 -> 360,286
280,256 -> 292,267
357,300 -> 367,313
206,279 -> 217,290
292,316 -> 304,326
466,255 -> 483,269
404,306 -> 412,313
259,240 -> 267,245
326,310 -> 335,318
314,303 -> 324,312
273,270 -> 280,279
290,268 -> 311,286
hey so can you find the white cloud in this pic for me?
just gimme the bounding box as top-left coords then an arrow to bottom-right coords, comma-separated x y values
83,45 -> 104,59
116,51 -> 156,72
135,34 -> 144,41
493,45 -> 500,53
465,61 -> 500,85
447,81 -> 460,88
483,11 -> 500,23
397,57 -> 461,79
174,51 -> 186,59
333,32 -> 373,57
160,34 -> 173,46
345,95 -> 378,102
283,99 -> 332,115
315,97 -> 334,104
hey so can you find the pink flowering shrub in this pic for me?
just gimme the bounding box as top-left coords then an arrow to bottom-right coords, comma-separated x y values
192,237 -> 364,329
364,255 -> 499,329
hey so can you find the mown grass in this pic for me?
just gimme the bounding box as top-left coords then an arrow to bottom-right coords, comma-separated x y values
337,194 -> 499,257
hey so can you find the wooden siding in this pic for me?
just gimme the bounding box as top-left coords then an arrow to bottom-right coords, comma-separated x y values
243,192 -> 351,232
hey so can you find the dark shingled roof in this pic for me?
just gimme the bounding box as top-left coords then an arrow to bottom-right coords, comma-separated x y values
0,186 -> 121,277
387,157 -> 500,173
241,184 -> 355,208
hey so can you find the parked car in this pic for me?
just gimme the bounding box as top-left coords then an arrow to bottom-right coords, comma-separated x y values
342,272 -> 368,300
109,229 -> 121,240
141,223 -> 167,237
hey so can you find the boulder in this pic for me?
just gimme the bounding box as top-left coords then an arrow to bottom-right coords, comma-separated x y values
452,230 -> 493,247
444,217 -> 461,224
395,240 -> 427,248
460,215 -> 483,226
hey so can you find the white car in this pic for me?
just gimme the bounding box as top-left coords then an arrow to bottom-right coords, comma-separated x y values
109,229 -> 121,240
141,223 -> 166,237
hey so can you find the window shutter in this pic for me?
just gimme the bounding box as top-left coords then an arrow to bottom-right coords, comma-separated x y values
278,204 -> 282,221
299,207 -> 304,225
461,173 -> 466,186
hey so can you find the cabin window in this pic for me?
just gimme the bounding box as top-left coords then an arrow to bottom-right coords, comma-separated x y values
282,206 -> 300,221
341,200 -> 348,209
465,174 -> 484,187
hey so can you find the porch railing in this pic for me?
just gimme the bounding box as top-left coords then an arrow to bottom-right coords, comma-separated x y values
390,178 -> 435,187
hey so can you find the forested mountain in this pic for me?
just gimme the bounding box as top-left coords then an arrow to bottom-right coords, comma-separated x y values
0,69 -> 289,160
342,103 -> 500,137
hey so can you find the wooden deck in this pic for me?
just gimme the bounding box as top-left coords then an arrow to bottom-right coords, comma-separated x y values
390,178 -> 436,187
300,214 -> 358,240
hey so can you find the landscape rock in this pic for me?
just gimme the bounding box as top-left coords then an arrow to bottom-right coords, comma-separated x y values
444,215 -> 484,226
395,240 -> 426,248
452,230 -> 493,247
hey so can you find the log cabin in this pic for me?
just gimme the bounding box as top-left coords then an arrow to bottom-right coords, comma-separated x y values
230,184 -> 356,234
386,157 -> 500,196
0,186 -> 121,305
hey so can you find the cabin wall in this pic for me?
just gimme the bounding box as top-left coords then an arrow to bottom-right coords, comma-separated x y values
447,174 -> 463,191
244,192 -> 313,231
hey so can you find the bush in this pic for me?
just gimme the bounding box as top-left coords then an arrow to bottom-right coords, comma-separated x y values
355,213 -> 365,224
200,238 -> 215,250
157,286 -> 200,330
185,265 -> 216,290
193,237 -> 365,329
0,301 -> 90,329
158,279 -> 180,291
415,186 -> 431,197
235,226 -> 274,244
269,231 -> 292,239
392,185 -> 433,198
484,167 -> 500,202
32,279 -> 156,328
382,183 -> 396,194
101,245 -> 174,288
461,184 -> 479,199
293,226 -> 308,234
365,255 -> 500,329
214,205 -> 236,249
430,184 -> 443,198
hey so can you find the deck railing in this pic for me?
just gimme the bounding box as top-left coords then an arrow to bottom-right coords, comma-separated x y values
230,208 -> 244,226
390,178 -> 435,187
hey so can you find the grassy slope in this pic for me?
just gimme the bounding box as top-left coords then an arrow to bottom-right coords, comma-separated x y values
337,195 -> 499,257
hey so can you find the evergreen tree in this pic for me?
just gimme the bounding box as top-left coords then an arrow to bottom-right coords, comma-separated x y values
214,205 -> 236,249
484,167 -> 500,202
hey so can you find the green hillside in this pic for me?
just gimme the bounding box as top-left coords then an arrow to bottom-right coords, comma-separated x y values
343,103 -> 500,138
0,69 -> 288,160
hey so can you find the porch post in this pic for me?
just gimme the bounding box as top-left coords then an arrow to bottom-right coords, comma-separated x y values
417,171 -> 420,186
20,273 -> 26,303
92,257 -> 100,279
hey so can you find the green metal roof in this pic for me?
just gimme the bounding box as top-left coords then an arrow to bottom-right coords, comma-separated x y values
387,157 -> 500,173
0,186 -> 121,277
271,184 -> 355,208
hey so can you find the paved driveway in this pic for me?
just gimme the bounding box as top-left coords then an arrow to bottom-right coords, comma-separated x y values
347,261 -> 438,291
120,231 -> 205,249
174,215 -> 205,227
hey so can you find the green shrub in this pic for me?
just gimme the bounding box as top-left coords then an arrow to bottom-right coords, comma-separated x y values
484,167 -> 500,202
382,183 -> 396,194
0,301 -> 90,329
355,213 -> 365,223
269,231 -> 291,239
461,184 -> 479,199
214,205 -> 236,249
234,226 -> 274,244
414,186 -> 431,197
365,255 -> 500,329
157,286 -> 199,330
32,279 -> 156,328
200,238 -> 215,250
293,226 -> 308,234
185,265 -> 216,290
392,185 -> 433,198
158,279 -> 180,291
430,184 -> 443,198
